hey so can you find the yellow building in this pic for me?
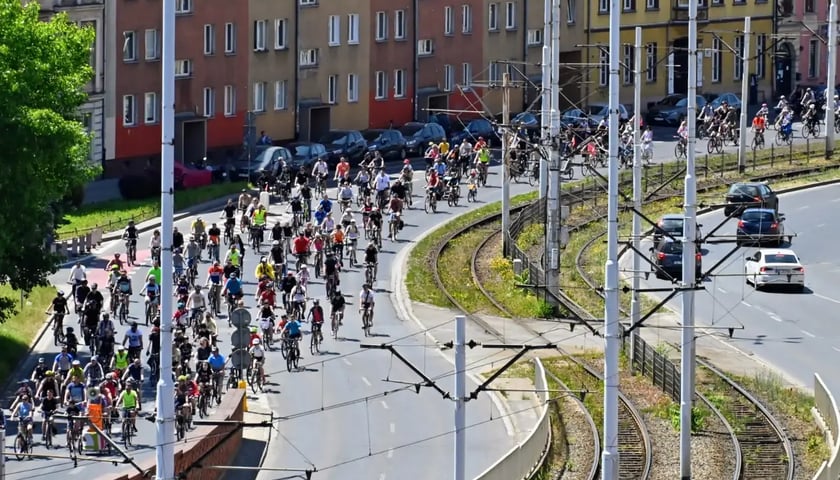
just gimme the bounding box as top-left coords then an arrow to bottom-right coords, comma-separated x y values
583,0 -> 774,111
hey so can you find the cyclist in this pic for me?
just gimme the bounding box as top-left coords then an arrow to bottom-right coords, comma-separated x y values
123,358 -> 144,398
248,338 -> 266,386
334,156 -> 351,184
112,345 -> 130,376
36,370 -> 60,400
330,225 -> 345,258
117,381 -> 141,429
67,262 -> 87,306
123,322 -> 144,360
222,272 -> 244,307
373,169 -> 391,206
173,247 -> 186,281
359,284 -> 375,326
49,290 -> 70,334
307,299 -> 325,342
290,283 -> 307,319
142,275 -> 161,314
53,345 -> 74,380
105,253 -> 124,273
83,356 -> 104,387
364,241 -> 379,279
330,288 -> 346,325
297,264 -> 310,289
311,156 -> 329,185
255,257 -> 275,281
224,243 -> 242,269
427,169 -> 442,201
187,285 -> 207,324
123,221 -> 138,265
279,272 -> 297,309
323,251 -> 340,287
338,181 -> 354,209
258,305 -> 275,338
31,357 -> 49,383
39,389 -> 59,440
293,231 -> 311,265
752,113 -> 766,143
279,316 -> 303,349
641,125 -> 654,160
11,394 -> 35,441
64,375 -> 87,406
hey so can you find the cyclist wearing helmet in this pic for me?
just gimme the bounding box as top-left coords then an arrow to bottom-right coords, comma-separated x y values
222,272 -> 244,305
270,239 -> 285,265
49,290 -> 69,333
248,338 -> 267,386
330,289 -> 346,324
308,299 -> 325,341
36,370 -> 60,400
83,356 -> 104,387
255,257 -> 275,281
31,357 -> 49,383
104,253 -> 124,272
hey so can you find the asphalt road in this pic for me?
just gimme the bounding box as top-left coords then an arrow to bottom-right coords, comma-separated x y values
623,184 -> 840,395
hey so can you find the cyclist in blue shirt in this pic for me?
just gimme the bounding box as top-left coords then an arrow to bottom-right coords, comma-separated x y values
11,394 -> 34,439
318,194 -> 333,215
280,317 -> 302,341
53,348 -> 74,378
144,277 -> 160,299
222,272 -> 244,301
207,347 -> 226,372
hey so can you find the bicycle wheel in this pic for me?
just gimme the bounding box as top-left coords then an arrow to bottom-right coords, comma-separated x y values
310,332 -> 318,354
332,315 -> 340,339
280,338 -> 289,359
66,430 -> 74,454
286,349 -> 294,372
122,421 -> 131,447
706,138 -> 716,154
13,434 -> 26,460
363,311 -> 371,337
424,195 -> 431,213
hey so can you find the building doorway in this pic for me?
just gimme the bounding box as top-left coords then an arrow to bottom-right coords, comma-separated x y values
774,42 -> 794,98
672,37 -> 689,95
427,94 -> 449,120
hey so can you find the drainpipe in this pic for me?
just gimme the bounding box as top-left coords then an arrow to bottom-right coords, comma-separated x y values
522,0 -> 527,110
412,0 -> 420,121
294,1 -> 301,139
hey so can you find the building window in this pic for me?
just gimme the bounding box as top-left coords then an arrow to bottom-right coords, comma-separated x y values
253,82 -> 266,112
418,39 -> 433,55
444,6 -> 454,35
224,85 -> 236,116
755,34 -> 766,79
462,62 -> 472,88
327,75 -> 337,104
444,64 -> 454,91
809,38 -> 819,78
174,59 -> 192,77
711,0 -> 722,4
123,31 -> 136,62
645,43 -> 657,82
274,81 -> 287,110
203,25 -> 214,55
299,49 -> 319,66
489,62 -> 499,83
623,0 -> 636,11
300,0 -> 316,4
462,5 -> 472,33
488,3 -> 499,31
527,29 -> 542,45
347,74 -> 358,102
144,29 -> 158,60
395,10 -> 406,40
805,0 -> 814,13
598,49 -> 608,86
734,34 -> 744,80
394,69 -> 406,97
202,87 -> 214,117
505,2 -> 516,29
225,23 -> 236,53
712,37 -> 721,82
122,95 -> 135,126
623,44 -> 633,84
175,0 -> 191,14
375,71 -> 387,99
144,92 -> 157,124
567,0 -> 576,22
327,15 -> 340,46
376,11 -> 387,41
646,0 -> 659,8
274,19 -> 287,49
254,20 -> 267,51
599,0 -> 609,12
348,14 -> 359,44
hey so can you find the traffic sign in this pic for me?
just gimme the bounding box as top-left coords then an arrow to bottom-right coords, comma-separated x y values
230,308 -> 252,328
230,349 -> 250,370
231,326 -> 252,349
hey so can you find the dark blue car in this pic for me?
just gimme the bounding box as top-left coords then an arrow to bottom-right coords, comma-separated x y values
736,208 -> 786,246
647,239 -> 702,281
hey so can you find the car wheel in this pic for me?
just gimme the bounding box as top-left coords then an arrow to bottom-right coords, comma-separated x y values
745,268 -> 751,285
753,275 -> 760,290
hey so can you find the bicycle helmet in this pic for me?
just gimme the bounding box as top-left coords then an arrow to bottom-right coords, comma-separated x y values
272,240 -> 280,246
38,357 -> 45,363
72,360 -> 81,366
45,370 -> 54,377
313,299 -> 320,305
57,291 -> 64,296
250,326 -> 258,333
252,338 -> 261,345
178,375 -> 187,381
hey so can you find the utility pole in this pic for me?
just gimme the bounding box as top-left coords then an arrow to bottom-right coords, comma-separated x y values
826,0 -> 837,158
454,315 -> 466,480
737,17 -> 751,173
630,27 -> 643,366
501,73 -> 512,252
680,0 -> 700,476
546,0 -> 561,294
156,0 -> 176,476
539,0 -> 551,198
603,0 -> 621,477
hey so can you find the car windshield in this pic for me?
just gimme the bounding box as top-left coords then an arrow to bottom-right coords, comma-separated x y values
728,184 -> 759,196
292,145 -> 312,157
659,219 -> 684,231
766,254 -> 799,264
320,132 -> 349,144
742,211 -> 776,222
660,242 -> 683,254
585,105 -> 606,116
467,121 -> 488,132
400,125 -> 423,136
660,96 -> 683,106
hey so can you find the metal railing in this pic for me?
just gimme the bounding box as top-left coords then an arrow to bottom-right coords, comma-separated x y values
813,373 -> 840,480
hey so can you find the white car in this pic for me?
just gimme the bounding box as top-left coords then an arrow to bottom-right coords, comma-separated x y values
744,248 -> 805,291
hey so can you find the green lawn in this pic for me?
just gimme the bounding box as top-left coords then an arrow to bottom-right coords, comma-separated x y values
57,182 -> 247,239
0,285 -> 55,386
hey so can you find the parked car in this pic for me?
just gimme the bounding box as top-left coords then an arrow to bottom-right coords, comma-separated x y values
744,248 -> 805,291
174,162 -> 212,189
585,102 -> 630,126
652,213 -> 703,245
231,146 -> 293,183
723,181 -> 778,217
449,118 -> 500,146
646,238 -> 702,281
736,208 -> 787,247
429,113 -> 454,137
708,92 -> 742,116
511,111 -> 541,140
558,108 -> 593,129
285,141 -> 329,171
646,95 -> 707,126
400,122 -> 447,156
318,129 -> 368,163
361,129 -> 408,161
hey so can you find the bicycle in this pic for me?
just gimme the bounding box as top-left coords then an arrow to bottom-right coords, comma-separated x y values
467,183 -> 478,202
143,294 -> 159,325
325,274 -> 338,299
345,239 -> 357,266
285,338 -> 300,372
775,127 -> 793,146
364,263 -> 376,285
801,121 -> 820,139
117,292 -> 130,325
125,239 -> 137,265
43,411 -> 56,449
751,130 -> 765,151
424,189 -> 437,213
331,310 -> 343,339
674,136 -> 687,159
362,304 -> 373,337
48,310 -> 66,346
389,217 -> 399,242
14,419 -> 34,460
208,284 -> 222,315
706,133 -> 723,154
313,250 -> 323,279
65,414 -> 83,455
122,408 -> 137,447
310,322 -> 323,354
197,383 -> 213,417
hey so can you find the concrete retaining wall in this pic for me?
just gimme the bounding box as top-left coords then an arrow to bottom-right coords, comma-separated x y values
812,373 -> 840,480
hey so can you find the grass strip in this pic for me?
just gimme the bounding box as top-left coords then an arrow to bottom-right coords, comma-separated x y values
58,181 -> 247,238
437,222 -> 506,315
0,285 -> 56,385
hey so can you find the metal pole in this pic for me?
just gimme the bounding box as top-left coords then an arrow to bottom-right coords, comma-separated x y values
546,0 -> 561,293
157,0 -> 176,475
0,427 -> 5,480
737,17 -> 751,172
539,0 -> 552,198
680,0 -> 699,476
630,27 -> 643,366
454,315 -> 466,480
826,0 -> 837,158
501,73 -> 511,252
602,0 -> 621,476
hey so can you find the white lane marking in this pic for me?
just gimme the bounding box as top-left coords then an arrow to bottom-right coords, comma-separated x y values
379,474 -> 386,480
817,223 -> 826,228
342,358 -> 352,366
387,449 -> 394,458
389,422 -> 396,433
832,197 -> 840,202
769,313 -> 783,323
833,346 -> 840,353
741,301 -> 753,307
717,287 -> 727,294
361,376 -> 372,387
797,205 -> 810,211
813,293 -> 840,304
381,400 -> 390,410
801,330 -> 816,338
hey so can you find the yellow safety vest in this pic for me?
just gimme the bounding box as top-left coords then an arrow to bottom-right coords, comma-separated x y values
254,210 -> 266,226
229,250 -> 241,266
114,352 -> 129,370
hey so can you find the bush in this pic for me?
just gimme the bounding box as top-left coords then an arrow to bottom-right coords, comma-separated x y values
63,183 -> 85,208
118,174 -> 157,200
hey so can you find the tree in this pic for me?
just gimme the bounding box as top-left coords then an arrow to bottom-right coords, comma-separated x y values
0,0 -> 98,303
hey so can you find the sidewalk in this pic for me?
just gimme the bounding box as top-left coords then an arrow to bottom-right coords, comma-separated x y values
223,394 -> 274,480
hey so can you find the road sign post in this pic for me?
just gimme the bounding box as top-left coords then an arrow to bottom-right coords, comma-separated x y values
229,308 -> 252,384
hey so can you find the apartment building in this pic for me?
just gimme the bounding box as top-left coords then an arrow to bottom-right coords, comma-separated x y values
39,0 -> 110,169
112,0 -> 248,175
248,0 -> 296,142
776,0 -> 832,97
369,0 -> 416,128
584,0 -> 774,108
416,1 -> 486,124
482,1 -> 525,115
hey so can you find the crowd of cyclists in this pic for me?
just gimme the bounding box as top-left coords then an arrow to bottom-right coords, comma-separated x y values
5,139 -> 501,456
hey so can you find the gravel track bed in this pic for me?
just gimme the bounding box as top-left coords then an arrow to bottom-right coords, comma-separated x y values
555,393 -> 597,480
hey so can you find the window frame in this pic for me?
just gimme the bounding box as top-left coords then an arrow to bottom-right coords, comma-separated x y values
598,49 -> 608,86
645,43 -> 658,82
394,69 -> 406,98
462,5 -> 473,33
505,2 -> 516,30
347,74 -> 358,103
375,71 -> 387,99
444,64 -> 453,91
375,11 -> 387,41
202,25 -> 214,56
144,92 -> 157,124
224,85 -> 236,117
327,75 -> 337,104
444,6 -> 454,35
395,10 -> 406,40
328,15 -> 340,46
488,3 -> 499,31
123,31 -> 136,62
225,23 -> 236,54
202,87 -> 214,117
145,29 -> 159,60
274,80 -> 287,110
347,14 -> 360,44
254,20 -> 267,51
122,94 -> 136,126
274,19 -> 287,50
